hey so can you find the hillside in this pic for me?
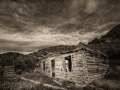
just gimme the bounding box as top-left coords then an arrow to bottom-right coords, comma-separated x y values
27,45 -> 76,58
88,24 -> 120,66
0,52 -> 24,66
0,45 -> 76,74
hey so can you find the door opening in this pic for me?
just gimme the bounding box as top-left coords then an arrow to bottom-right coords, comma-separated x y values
51,60 -> 55,77
43,61 -> 45,71
65,55 -> 72,72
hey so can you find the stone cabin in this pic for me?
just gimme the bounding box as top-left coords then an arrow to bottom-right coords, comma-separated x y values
36,43 -> 109,85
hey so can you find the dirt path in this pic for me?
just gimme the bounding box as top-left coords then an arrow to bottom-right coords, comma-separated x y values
18,76 -> 67,90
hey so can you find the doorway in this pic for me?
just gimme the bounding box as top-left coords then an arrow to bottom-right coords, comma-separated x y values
51,60 -> 55,77
43,61 -> 45,71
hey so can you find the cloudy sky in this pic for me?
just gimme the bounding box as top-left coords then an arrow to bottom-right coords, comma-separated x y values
0,0 -> 120,54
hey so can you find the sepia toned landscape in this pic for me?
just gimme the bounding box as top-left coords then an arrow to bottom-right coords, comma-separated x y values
0,0 -> 120,90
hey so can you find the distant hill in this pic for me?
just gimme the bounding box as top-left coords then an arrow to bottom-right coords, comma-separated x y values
0,52 -> 24,66
0,52 -> 25,75
100,24 -> 120,40
88,24 -> 120,66
27,45 -> 76,58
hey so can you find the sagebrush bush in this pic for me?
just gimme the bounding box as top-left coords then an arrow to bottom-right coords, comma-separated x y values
92,79 -> 120,90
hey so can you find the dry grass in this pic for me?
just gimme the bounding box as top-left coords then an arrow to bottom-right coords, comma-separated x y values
0,75 -> 81,90
21,71 -> 82,90
0,74 -> 63,90
22,71 -> 59,86
0,79 -> 60,90
91,79 -> 120,90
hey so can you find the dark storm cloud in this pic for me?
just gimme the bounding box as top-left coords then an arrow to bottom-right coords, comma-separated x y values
0,0 -> 120,54
0,0 -> 120,32
58,0 -> 120,33
0,0 -> 67,32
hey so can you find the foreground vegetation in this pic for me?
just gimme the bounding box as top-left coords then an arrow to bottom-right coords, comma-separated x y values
21,71 -> 59,86
0,77 -> 63,90
20,71 -> 120,90
91,79 -> 120,90
1,70 -> 120,90
0,71 -> 81,90
21,71 -> 81,90
85,70 -> 120,90
1,78 -> 120,90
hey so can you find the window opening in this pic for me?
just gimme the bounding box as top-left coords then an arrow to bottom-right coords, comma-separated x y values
65,55 -> 72,72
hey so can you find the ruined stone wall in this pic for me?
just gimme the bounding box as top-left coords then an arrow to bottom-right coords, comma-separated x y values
54,57 -> 64,79
44,60 -> 51,76
57,54 -> 73,80
70,50 -> 108,85
40,56 -> 66,78
39,50 -> 109,85
72,51 -> 88,85
4,66 -> 15,77
84,51 -> 109,83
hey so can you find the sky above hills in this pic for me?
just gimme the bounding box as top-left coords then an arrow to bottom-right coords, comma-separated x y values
0,0 -> 120,54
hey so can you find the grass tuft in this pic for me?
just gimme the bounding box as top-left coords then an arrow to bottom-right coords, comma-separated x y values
91,79 -> 120,90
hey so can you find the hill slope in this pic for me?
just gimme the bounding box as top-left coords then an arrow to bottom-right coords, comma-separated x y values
0,52 -> 24,66
88,24 -> 120,66
27,45 -> 76,58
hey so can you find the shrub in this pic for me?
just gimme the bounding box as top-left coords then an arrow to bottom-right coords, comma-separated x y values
92,79 -> 120,90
